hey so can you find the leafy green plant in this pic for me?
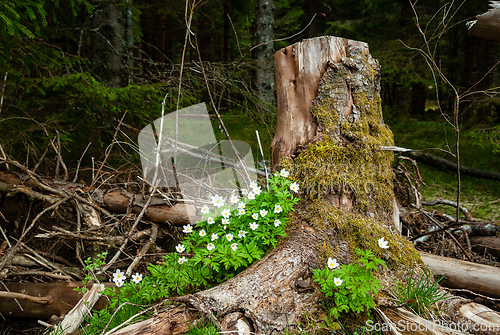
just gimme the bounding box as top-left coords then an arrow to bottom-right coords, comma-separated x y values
146,171 -> 300,297
81,170 -> 299,333
185,319 -> 220,335
313,244 -> 388,319
81,271 -> 150,335
391,266 -> 450,317
74,251 -> 107,295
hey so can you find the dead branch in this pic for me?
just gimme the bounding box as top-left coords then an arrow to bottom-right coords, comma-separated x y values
0,291 -> 50,304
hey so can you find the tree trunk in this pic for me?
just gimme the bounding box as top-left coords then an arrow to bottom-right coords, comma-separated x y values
254,0 -> 276,106
90,0 -> 127,88
107,36 -> 500,334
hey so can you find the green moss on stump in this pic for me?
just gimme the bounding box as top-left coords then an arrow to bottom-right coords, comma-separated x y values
291,45 -> 395,217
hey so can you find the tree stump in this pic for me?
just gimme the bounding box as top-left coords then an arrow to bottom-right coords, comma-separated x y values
109,36 -> 500,335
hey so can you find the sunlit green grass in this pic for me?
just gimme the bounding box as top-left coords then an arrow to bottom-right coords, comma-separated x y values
388,119 -> 500,220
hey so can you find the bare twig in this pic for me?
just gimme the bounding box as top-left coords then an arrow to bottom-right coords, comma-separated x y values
126,224 -> 158,277
73,142 -> 92,183
0,196 -> 69,273
33,136 -> 55,173
11,270 -> 72,280
101,185 -> 158,273
91,112 -> 127,188
0,291 -> 51,304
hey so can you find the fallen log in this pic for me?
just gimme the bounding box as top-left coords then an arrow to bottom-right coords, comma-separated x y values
470,235 -> 500,260
0,282 -> 112,319
0,173 -> 199,227
103,191 -> 198,226
404,151 -> 500,181
49,283 -> 105,335
420,251 -> 500,298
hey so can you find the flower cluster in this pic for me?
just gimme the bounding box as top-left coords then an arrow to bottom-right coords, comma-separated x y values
112,269 -> 143,287
313,238 -> 389,319
149,168 -> 300,293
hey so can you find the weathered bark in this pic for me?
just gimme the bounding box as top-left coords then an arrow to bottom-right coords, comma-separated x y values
49,283 -> 105,335
90,0 -> 128,88
103,191 -> 198,226
271,36 -> 369,171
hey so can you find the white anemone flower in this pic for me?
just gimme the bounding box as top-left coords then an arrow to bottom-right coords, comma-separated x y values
222,218 -> 230,225
113,269 -> 126,282
207,243 -> 215,251
327,257 -> 339,269
211,233 -> 219,241
230,194 -> 239,204
221,208 -> 231,218
378,237 -> 389,249
334,277 -> 343,286
207,217 -> 215,224
231,243 -> 238,251
199,229 -> 207,237
200,205 -> 210,215
238,230 -> 247,238
249,222 -> 259,230
175,244 -> 185,253
237,208 -> 246,216
247,192 -> 255,200
226,233 -> 234,242
178,256 -> 188,265
253,186 -> 262,195
274,219 -> 281,227
249,181 -> 258,190
280,169 -> 289,178
241,188 -> 248,196
115,279 -> 124,287
131,273 -> 143,284
274,204 -> 283,213
290,182 -> 300,193
211,195 -> 225,208
183,224 -> 193,233
238,202 -> 246,209
251,213 -> 258,220
259,209 -> 268,217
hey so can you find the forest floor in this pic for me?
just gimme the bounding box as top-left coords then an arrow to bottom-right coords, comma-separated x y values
1,115 -> 500,335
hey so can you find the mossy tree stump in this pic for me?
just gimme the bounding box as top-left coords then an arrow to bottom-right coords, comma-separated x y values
109,36 -> 500,335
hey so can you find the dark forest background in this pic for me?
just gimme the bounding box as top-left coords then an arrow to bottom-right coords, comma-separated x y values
1,1 -> 500,215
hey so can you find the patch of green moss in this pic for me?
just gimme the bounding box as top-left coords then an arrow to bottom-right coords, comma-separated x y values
290,48 -> 395,216
310,199 -> 421,269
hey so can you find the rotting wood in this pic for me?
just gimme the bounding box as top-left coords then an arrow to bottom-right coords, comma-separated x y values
0,282 -> 113,319
103,191 -> 198,226
421,252 -> 500,298
49,283 -> 105,335
470,235 -> 500,260
271,36 -> 369,171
